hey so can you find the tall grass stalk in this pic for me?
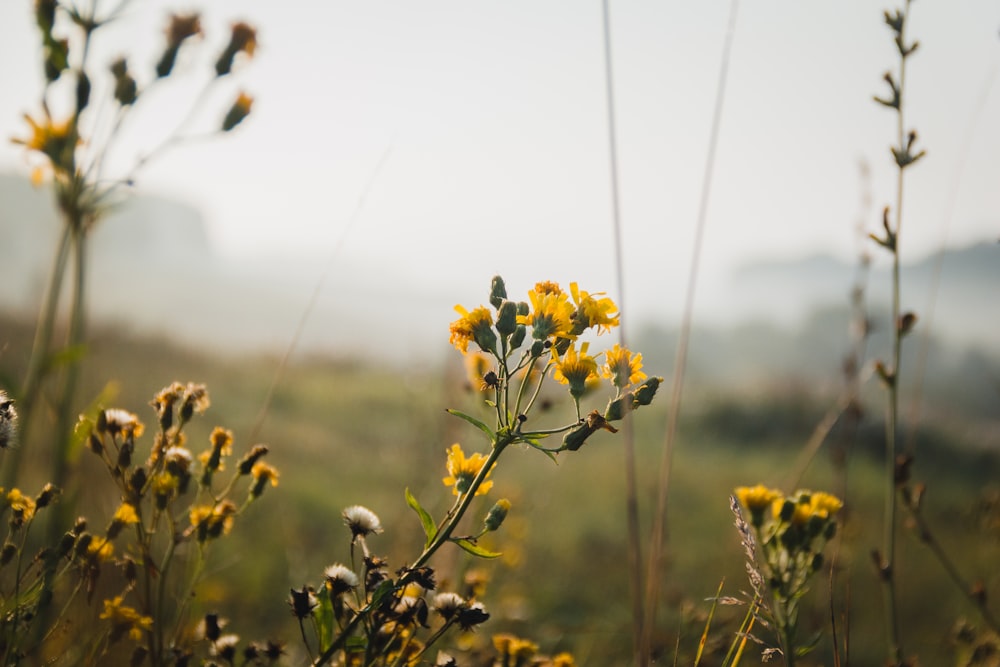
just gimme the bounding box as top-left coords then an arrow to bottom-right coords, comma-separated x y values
599,0 -> 645,659
643,0 -> 740,661
871,1 -> 925,663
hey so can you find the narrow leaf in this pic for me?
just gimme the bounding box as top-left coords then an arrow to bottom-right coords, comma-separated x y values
405,487 -> 437,548
452,538 -> 502,559
445,409 -> 495,442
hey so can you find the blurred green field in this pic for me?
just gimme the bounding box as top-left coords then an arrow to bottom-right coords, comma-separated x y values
1,313 -> 997,665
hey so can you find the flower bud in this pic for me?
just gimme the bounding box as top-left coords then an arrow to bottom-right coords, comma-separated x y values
509,325 -> 526,350
483,499 -> 510,532
604,392 -> 633,422
215,22 -> 257,77
495,301 -> 518,336
474,325 -> 498,357
489,276 -> 507,309
75,72 -> 91,112
222,92 -> 253,132
0,543 -> 17,567
633,376 -> 662,406
110,58 -> 138,106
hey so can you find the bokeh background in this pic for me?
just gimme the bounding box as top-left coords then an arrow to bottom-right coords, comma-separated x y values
1,2 -> 998,665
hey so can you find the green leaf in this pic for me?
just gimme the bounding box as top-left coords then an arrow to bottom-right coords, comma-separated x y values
316,588 -> 334,652
345,635 -> 367,651
445,409 -> 495,443
405,488 -> 436,548
370,579 -> 396,608
69,381 -> 120,464
452,538 -> 502,559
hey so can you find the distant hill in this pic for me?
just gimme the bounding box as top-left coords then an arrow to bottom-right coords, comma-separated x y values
0,172 -> 452,358
725,243 -> 999,352
2,172 -> 996,364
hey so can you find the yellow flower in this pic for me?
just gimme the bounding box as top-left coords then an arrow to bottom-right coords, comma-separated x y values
552,342 -> 599,398
735,485 -> 782,513
6,488 -> 36,524
519,288 -> 575,342
449,305 -> 497,355
12,112 -> 76,168
442,444 -> 493,497
88,536 -> 114,561
569,283 -> 619,334
807,491 -> 843,519
250,462 -> 279,497
602,344 -> 646,389
100,596 -> 153,642
115,504 -> 139,524
552,653 -> 578,667
190,501 -> 236,542
201,426 -> 233,476
533,281 -> 563,296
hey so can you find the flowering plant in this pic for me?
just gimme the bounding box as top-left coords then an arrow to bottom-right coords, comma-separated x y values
292,276 -> 662,666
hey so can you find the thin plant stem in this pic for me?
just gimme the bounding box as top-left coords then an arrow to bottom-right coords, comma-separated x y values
598,1 -> 644,659
880,3 -> 914,661
48,226 -> 88,525
643,0 -> 740,658
2,224 -> 73,488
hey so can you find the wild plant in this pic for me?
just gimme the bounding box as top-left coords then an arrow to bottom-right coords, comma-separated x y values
731,486 -> 843,666
869,1 -> 924,663
0,381 -> 280,665
5,1 -> 257,502
289,276 -> 662,666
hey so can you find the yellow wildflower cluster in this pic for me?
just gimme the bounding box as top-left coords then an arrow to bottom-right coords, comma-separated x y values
100,595 -> 154,642
492,633 -> 577,667
734,486 -> 843,661
449,276 -> 658,439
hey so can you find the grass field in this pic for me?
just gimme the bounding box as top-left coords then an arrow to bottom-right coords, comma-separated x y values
2,312 -> 996,665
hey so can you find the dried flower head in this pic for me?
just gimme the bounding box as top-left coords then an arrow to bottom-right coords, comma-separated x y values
0,391 -> 18,450
432,592 -> 466,620
456,601 -> 490,630
342,505 -> 383,538
323,563 -> 360,596
100,408 -> 145,439
288,586 -> 319,619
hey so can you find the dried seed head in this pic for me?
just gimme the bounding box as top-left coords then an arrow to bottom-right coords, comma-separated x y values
343,505 -> 383,538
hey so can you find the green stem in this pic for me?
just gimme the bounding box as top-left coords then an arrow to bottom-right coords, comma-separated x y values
313,437 -> 510,667
2,224 -> 73,489
881,4 -> 912,663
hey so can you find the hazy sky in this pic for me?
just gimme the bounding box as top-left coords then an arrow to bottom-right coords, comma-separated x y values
2,1 -> 998,324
